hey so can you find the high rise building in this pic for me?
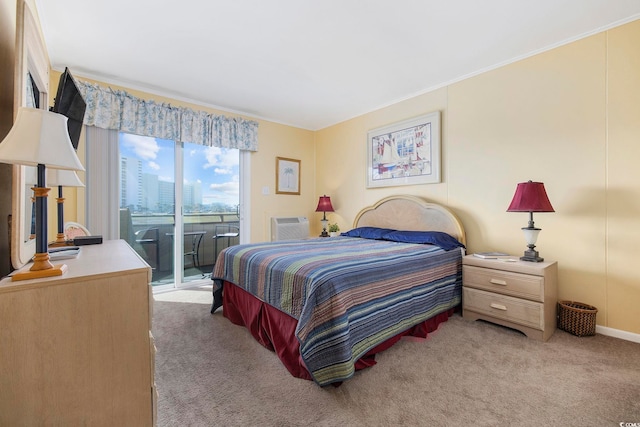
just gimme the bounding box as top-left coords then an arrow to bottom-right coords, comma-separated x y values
141,173 -> 159,212
120,156 -> 142,210
121,156 -> 203,213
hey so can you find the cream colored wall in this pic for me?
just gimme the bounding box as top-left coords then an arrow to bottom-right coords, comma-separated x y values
607,22 -> 640,333
33,6 -> 639,334
315,20 -> 640,335
247,120 -> 315,241
448,34 -> 610,324
315,88 -> 450,232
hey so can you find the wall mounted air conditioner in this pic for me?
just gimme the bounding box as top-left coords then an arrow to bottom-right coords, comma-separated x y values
271,217 -> 309,241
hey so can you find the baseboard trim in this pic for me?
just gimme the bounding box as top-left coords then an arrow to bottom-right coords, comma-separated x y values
596,325 -> 640,344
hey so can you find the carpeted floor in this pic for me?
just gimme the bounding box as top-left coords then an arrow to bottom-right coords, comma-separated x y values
153,287 -> 640,426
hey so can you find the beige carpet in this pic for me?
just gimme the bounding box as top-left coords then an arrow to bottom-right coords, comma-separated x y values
153,287 -> 640,426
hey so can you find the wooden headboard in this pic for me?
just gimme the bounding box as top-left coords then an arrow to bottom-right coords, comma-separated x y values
353,195 -> 466,246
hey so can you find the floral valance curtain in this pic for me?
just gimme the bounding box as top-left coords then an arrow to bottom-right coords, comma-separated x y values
76,80 -> 259,151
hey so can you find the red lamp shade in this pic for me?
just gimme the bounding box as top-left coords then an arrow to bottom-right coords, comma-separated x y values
507,181 -> 555,213
315,195 -> 335,213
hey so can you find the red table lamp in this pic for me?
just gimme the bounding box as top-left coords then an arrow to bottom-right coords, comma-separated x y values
507,180 -> 555,262
315,195 -> 334,237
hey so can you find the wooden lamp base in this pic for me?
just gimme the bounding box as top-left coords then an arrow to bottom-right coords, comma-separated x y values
11,252 -> 68,281
49,233 -> 75,248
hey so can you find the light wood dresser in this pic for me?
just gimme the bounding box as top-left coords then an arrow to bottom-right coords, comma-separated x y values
462,255 -> 558,342
0,240 -> 157,426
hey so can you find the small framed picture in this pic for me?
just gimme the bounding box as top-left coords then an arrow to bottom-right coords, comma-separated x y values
367,111 -> 441,188
276,157 -> 300,195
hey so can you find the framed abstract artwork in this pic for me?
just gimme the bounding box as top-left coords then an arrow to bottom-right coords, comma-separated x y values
366,111 -> 441,188
276,157 -> 300,195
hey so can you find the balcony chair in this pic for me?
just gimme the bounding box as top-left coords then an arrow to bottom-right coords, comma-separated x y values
212,224 -> 240,265
135,227 -> 160,272
119,208 -> 160,275
183,230 -> 206,269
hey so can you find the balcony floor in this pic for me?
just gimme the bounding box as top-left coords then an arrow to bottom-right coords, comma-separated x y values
150,263 -> 215,287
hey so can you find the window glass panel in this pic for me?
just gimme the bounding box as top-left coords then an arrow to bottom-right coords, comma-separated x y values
183,142 -> 239,283
118,133 -> 239,287
119,133 -> 175,285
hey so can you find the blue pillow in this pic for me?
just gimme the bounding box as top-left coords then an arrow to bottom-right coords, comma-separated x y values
340,227 -> 396,239
381,230 -> 465,251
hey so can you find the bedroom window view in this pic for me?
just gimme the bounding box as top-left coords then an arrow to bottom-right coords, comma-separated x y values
119,133 -> 240,288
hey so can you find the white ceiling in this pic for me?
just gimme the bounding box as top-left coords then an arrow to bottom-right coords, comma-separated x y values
34,0 -> 640,131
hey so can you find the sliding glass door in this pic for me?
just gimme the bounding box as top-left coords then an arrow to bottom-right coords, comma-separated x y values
119,133 -> 240,289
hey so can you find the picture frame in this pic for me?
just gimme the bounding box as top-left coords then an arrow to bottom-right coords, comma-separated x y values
366,111 -> 441,188
276,157 -> 301,195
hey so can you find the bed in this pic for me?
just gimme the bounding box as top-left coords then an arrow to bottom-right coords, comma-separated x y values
211,195 -> 466,386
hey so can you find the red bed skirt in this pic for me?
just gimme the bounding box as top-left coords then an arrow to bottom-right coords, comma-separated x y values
221,281 -> 456,384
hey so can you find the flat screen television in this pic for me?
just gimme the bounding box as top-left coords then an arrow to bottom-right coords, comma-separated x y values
51,67 -> 86,150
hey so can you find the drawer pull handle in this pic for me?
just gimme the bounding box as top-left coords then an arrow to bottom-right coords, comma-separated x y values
490,278 -> 507,286
490,303 -> 507,311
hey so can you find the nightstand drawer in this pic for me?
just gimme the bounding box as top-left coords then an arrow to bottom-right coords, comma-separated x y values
463,287 -> 544,330
463,265 -> 544,302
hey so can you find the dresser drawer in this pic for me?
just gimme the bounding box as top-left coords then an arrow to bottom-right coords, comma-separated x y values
463,265 -> 544,302
463,287 -> 544,331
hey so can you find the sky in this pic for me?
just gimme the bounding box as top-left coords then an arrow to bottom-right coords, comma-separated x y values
118,133 -> 240,207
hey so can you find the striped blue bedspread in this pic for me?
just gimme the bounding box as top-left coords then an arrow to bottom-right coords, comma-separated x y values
212,236 -> 463,386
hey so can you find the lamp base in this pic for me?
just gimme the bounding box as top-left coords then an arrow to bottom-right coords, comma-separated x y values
49,233 -> 72,248
49,238 -> 76,248
520,248 -> 544,262
320,218 -> 329,237
11,263 -> 68,281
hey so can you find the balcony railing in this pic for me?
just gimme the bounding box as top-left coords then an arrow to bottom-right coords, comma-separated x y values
122,212 -> 239,285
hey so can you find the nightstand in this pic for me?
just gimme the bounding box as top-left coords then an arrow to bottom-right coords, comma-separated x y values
462,255 -> 558,341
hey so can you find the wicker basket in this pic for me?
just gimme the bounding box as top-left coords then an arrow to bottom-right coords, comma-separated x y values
557,301 -> 598,337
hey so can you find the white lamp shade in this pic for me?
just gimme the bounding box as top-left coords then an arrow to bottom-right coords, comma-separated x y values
47,169 -> 84,187
0,107 -> 84,171
24,165 -> 38,185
